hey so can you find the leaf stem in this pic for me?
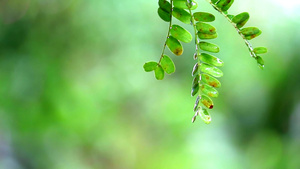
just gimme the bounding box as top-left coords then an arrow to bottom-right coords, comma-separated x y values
207,1 -> 256,58
159,0 -> 174,63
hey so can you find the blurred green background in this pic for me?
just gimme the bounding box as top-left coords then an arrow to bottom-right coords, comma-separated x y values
0,0 -> 300,168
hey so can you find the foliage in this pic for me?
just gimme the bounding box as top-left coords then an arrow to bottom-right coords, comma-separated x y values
143,0 -> 268,124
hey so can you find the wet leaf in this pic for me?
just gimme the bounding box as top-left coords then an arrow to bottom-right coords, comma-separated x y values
159,0 -> 171,12
199,42 -> 220,53
170,25 -> 192,43
200,53 -> 224,67
192,63 -> 199,76
166,36 -> 183,56
194,96 -> 200,112
201,84 -> 219,97
200,63 -> 223,77
172,8 -> 191,24
201,74 -> 221,88
158,8 -> 171,22
201,95 -> 214,109
173,0 -> 198,10
155,64 -> 165,80
254,47 -> 268,54
256,56 -> 264,70
240,27 -> 262,40
143,61 -> 157,72
198,32 -> 218,39
196,22 -> 216,34
193,12 -> 215,22
216,0 -> 234,11
199,108 -> 212,124
160,55 -> 175,74
232,12 -> 249,28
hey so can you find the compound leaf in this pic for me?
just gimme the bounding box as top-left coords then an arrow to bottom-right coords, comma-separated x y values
241,27 -> 262,40
196,22 -> 216,34
201,84 -> 219,98
232,12 -> 250,28
201,74 -> 221,88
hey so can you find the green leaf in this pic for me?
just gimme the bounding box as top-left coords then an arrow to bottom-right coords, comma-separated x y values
256,56 -> 264,70
199,108 -> 212,124
172,8 -> 192,24
193,12 -> 215,22
158,8 -> 171,22
211,0 -> 219,4
198,32 -> 218,39
194,96 -> 200,111
143,61 -> 158,72
254,47 -> 268,54
191,84 -> 199,96
173,0 -> 198,10
200,53 -> 224,67
201,95 -> 214,109
232,12 -> 250,28
192,74 -> 200,89
192,63 -> 199,76
160,55 -> 175,74
200,63 -> 223,77
155,65 -> 165,80
201,74 -> 221,88
227,14 -> 235,20
159,0 -> 171,12
201,84 -> 219,98
199,42 -> 220,53
216,0 -> 234,11
166,36 -> 183,56
240,27 -> 262,40
170,25 -> 192,43
196,22 -> 216,34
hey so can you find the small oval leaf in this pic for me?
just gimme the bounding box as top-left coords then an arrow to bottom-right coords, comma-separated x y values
193,53 -> 198,60
192,63 -> 199,76
193,12 -> 215,22
172,8 -> 191,24
200,53 -> 224,67
166,36 -> 183,56
241,27 -> 262,40
158,8 -> 171,22
201,95 -> 214,109
200,63 -> 223,77
201,74 -> 221,88
199,108 -> 212,124
198,32 -> 218,39
173,0 -> 198,10
196,22 -> 216,34
199,42 -> 220,53
143,61 -> 158,72
191,84 -> 199,96
256,56 -> 264,70
192,74 -> 200,88
160,55 -> 175,74
232,12 -> 250,28
201,84 -> 219,97
216,0 -> 234,11
170,25 -> 192,43
155,65 -> 165,80
159,0 -> 171,12
254,47 -> 268,54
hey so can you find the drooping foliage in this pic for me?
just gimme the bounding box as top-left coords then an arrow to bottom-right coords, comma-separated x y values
143,0 -> 268,124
